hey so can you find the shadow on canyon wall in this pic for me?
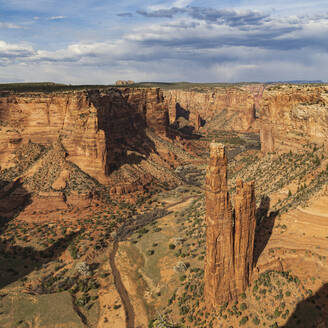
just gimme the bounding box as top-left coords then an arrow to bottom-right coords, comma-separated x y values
0,179 -> 32,235
90,91 -> 157,174
175,103 -> 190,121
253,195 -> 279,267
92,94 -> 203,174
0,179 -> 78,289
281,283 -> 328,328
172,103 -> 203,140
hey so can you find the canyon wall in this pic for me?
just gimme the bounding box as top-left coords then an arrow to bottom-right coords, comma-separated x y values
0,88 -> 169,184
204,142 -> 256,309
164,87 -> 257,132
258,85 -> 328,152
1,83 -> 327,192
164,84 -> 328,153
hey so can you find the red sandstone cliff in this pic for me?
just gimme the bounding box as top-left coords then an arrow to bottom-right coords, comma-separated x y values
204,143 -> 256,309
164,84 -> 328,153
163,87 -> 257,132
258,85 -> 328,152
0,88 -> 169,185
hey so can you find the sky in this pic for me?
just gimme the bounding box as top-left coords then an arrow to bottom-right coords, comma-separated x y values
1,0 -> 328,83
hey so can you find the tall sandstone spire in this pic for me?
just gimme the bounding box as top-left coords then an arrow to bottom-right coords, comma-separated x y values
204,142 -> 256,309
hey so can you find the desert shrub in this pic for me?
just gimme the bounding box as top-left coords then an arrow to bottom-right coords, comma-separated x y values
240,303 -> 247,311
239,316 -> 248,326
252,316 -> 260,325
179,275 -> 187,282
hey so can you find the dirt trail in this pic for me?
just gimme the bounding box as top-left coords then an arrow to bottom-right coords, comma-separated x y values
108,195 -> 198,328
72,294 -> 91,328
109,240 -> 135,328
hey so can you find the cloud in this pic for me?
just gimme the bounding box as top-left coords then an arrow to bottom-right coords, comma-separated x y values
149,0 -> 193,10
0,41 -> 34,58
137,7 -> 270,27
0,22 -> 22,29
172,0 -> 192,8
129,11 -> 328,53
137,8 -> 185,18
163,20 -> 200,29
117,13 -> 133,17
188,7 -> 270,26
48,16 -> 66,20
1,4 -> 328,83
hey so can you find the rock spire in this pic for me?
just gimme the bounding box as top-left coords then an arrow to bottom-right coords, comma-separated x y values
204,142 -> 256,309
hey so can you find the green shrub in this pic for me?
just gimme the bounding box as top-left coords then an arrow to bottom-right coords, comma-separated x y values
180,275 -> 187,282
239,316 -> 249,326
274,309 -> 282,318
240,303 -> 247,311
180,305 -> 189,315
253,317 -> 260,325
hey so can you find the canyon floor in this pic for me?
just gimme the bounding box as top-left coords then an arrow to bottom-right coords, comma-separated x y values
0,84 -> 328,327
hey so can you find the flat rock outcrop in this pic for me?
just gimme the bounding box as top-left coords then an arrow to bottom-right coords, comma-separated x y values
204,143 -> 256,309
115,80 -> 135,85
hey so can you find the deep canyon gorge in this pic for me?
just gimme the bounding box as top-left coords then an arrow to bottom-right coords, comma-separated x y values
0,83 -> 328,328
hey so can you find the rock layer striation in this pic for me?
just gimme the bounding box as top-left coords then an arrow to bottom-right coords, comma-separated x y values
0,88 -> 169,184
164,84 -> 328,153
204,142 -> 256,309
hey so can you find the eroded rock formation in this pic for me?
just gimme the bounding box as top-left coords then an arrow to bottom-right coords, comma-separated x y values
234,179 -> 256,294
115,80 -> 135,85
195,113 -> 202,131
0,88 -> 169,185
205,143 -> 234,306
204,143 -> 256,309
260,123 -> 275,153
258,85 -> 328,152
164,84 -> 328,153
164,87 -> 258,132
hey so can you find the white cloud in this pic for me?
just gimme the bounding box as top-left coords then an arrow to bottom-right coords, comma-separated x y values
1,7 -> 328,83
172,0 -> 193,8
148,0 -> 192,11
0,41 -> 34,58
48,16 -> 66,20
0,22 -> 22,29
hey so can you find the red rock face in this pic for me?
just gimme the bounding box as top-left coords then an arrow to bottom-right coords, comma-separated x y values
195,113 -> 202,131
164,85 -> 328,153
0,88 -> 169,184
257,85 -> 328,152
260,123 -> 275,153
163,87 -> 259,132
204,143 -> 256,309
205,143 -> 235,307
234,179 -> 256,294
